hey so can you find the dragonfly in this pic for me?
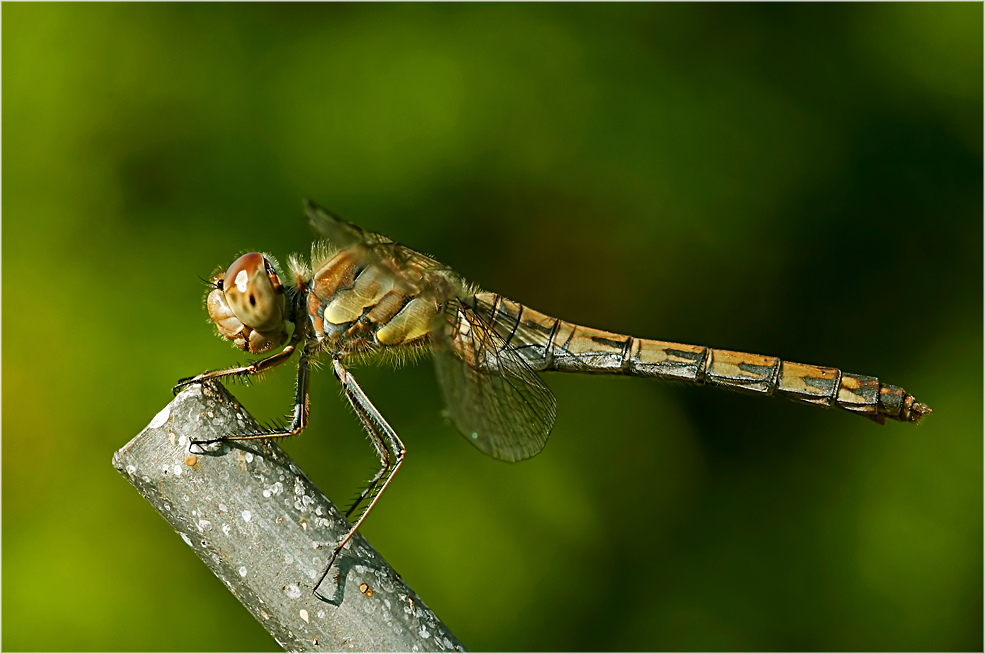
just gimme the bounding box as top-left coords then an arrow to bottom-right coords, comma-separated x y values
174,199 -> 931,602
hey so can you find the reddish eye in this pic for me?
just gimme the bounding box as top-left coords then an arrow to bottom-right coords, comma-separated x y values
221,253 -> 285,333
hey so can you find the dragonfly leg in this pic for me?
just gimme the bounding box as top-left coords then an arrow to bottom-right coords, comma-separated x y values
172,325 -> 306,396
188,349 -> 311,450
344,451 -> 390,520
313,357 -> 405,603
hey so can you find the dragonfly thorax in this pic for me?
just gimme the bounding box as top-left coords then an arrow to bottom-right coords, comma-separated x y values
308,249 -> 439,357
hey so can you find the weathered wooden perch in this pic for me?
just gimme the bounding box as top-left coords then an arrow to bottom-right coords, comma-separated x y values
113,382 -> 465,653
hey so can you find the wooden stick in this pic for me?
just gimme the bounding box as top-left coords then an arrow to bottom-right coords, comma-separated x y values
113,382 -> 466,653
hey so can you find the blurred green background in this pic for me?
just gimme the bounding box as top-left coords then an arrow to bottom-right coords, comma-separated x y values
3,3 -> 981,651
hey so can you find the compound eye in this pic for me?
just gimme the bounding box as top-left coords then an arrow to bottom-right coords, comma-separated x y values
221,253 -> 285,332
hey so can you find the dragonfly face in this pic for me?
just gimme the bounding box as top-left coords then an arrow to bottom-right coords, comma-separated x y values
206,252 -> 289,354
177,199 -> 929,604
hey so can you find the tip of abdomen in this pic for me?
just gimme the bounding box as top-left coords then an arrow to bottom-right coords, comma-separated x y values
875,383 -> 931,424
906,399 -> 932,424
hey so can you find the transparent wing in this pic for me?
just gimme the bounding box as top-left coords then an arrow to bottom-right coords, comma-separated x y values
305,199 -> 463,299
305,198 -> 397,246
305,200 -> 554,458
432,300 -> 557,462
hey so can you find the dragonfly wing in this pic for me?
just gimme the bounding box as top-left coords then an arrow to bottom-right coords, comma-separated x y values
432,300 -> 557,462
305,199 -> 465,299
305,199 -> 392,249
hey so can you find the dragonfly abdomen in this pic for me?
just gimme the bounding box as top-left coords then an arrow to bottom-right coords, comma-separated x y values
627,341 -> 929,424
468,293 -> 929,424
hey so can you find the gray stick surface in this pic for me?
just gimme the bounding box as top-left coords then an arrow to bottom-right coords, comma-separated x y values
113,382 -> 466,653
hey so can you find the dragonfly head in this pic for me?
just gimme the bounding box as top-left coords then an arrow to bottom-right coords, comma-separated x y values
206,252 -> 288,354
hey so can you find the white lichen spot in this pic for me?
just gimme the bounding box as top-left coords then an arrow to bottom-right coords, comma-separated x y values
263,489 -> 271,498
219,503 -> 227,512
245,453 -> 254,463
285,583 -> 302,599
180,532 -> 193,547
299,609 -> 309,623
284,554 -> 294,564
241,510 -> 252,522
172,465 -> 182,476
419,628 -> 430,639
148,406 -> 170,429
222,524 -> 231,536
234,269 -> 249,292
239,566 -> 248,577
317,610 -> 325,619
164,504 -> 171,511
192,510 -> 197,517
198,520 -> 211,531
178,434 -> 188,447
126,465 -> 136,475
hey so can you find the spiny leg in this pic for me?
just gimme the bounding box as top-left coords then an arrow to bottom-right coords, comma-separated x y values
332,359 -> 405,526
189,349 -> 311,450
344,441 -> 390,520
172,326 -> 306,396
342,386 -> 394,520
313,358 -> 406,603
